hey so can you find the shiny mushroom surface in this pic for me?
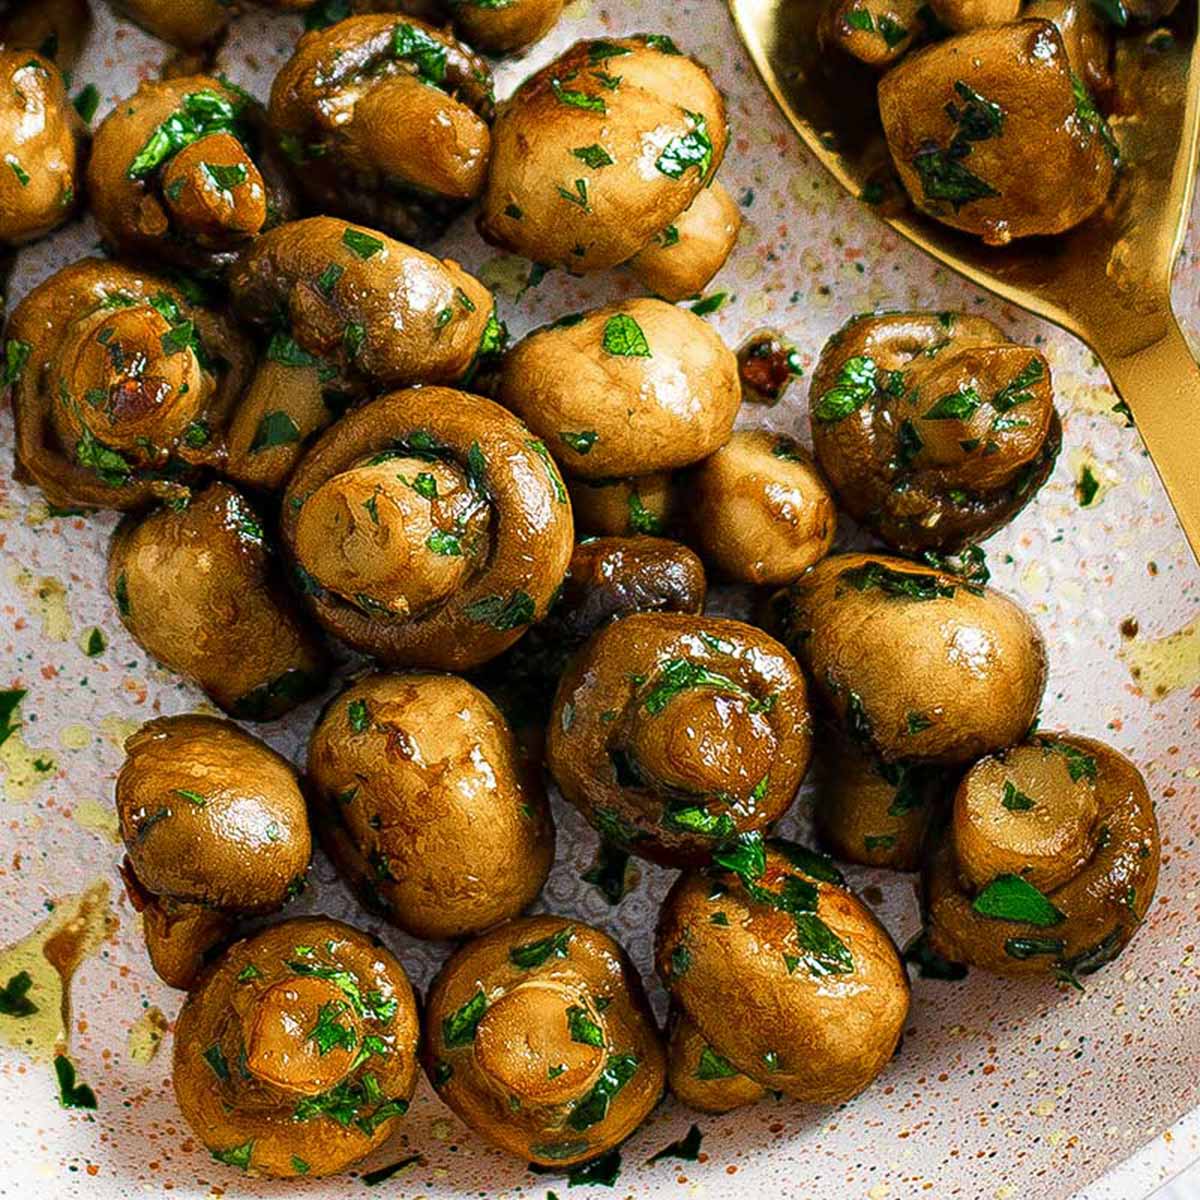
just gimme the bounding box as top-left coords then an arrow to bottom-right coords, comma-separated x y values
0,0 -> 93,73
108,0 -> 231,51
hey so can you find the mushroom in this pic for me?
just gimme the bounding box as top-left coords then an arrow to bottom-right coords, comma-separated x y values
878,20 -> 1118,244
820,0 -> 925,67
6,258 -> 253,510
307,671 -> 555,940
446,0 -> 564,56
547,613 -> 812,866
422,914 -> 665,1166
567,473 -> 677,539
766,552 -> 1047,764
108,482 -> 330,719
116,714 -> 311,988
656,837 -> 910,1110
88,76 -> 298,273
683,430 -> 837,585
478,34 -> 737,292
1024,0 -> 1113,98
174,916 -> 420,1178
496,299 -> 741,481
0,49 -> 86,247
808,311 -> 1061,552
925,0 -> 1020,33
107,0 -> 231,51
268,15 -> 494,244
0,0 -> 93,74
924,733 -> 1160,977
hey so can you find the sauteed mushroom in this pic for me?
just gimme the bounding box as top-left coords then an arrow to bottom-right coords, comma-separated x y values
108,0 -> 231,52
0,0 -> 92,73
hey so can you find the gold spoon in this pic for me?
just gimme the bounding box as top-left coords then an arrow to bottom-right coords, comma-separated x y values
729,0 -> 1200,559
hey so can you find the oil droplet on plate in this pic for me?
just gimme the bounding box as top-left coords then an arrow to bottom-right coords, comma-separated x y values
1120,616 -> 1200,703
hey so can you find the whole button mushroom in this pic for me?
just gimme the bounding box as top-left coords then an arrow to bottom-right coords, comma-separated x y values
567,473 -> 677,538
925,0 -> 1020,32
107,0 -> 232,51
269,15 -> 495,244
174,917 -> 420,1178
809,311 -> 1061,552
878,21 -> 1118,244
684,430 -> 837,585
664,1006 -> 767,1114
0,0 -> 93,75
0,50 -> 86,247
478,35 -> 738,292
924,734 -> 1160,979
88,76 -> 298,273
448,0 -> 564,56
5,258 -> 253,511
307,672 -> 555,940
115,715 -> 311,988
280,387 -> 573,671
767,552 -> 1047,766
820,0 -> 925,68
656,837 -> 910,1111
108,482 -> 330,719
422,915 -> 665,1167
496,299 -> 741,481
547,613 -> 812,866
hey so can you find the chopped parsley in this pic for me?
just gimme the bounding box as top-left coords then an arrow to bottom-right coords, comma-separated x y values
392,22 -> 447,86
812,355 -> 876,422
342,227 -> 384,259
551,79 -> 606,112
443,989 -> 487,1047
127,89 -> 246,180
601,313 -> 651,357
248,410 -> 300,452
656,111 -> 713,181
572,143 -> 614,168
462,590 -> 536,630
972,874 -> 1063,926
509,926 -> 574,969
560,430 -> 598,454
566,1005 -> 605,1048
1001,780 -> 1035,811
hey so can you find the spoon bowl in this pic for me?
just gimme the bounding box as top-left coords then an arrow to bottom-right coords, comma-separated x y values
730,0 -> 1200,558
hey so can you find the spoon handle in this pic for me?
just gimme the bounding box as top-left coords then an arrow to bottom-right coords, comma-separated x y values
1096,314 -> 1200,563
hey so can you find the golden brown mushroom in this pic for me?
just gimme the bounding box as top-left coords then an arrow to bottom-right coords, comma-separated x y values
448,0 -> 564,56
0,50 -> 85,247
108,0 -> 231,51
280,387 -> 573,670
269,15 -> 494,244
664,1006 -> 767,1114
422,915 -> 665,1166
656,837 -> 910,1110
567,473 -> 677,538
926,0 -> 1020,33
683,430 -> 837,585
116,714 -> 311,988
307,671 -> 555,940
809,312 -> 1061,552
547,613 -> 812,866
1025,0 -> 1113,97
478,35 -> 735,289
924,733 -> 1160,978
0,0 -> 92,73
88,76 -> 297,273
820,0 -> 925,67
108,482 -> 329,718
766,552 -> 1047,765
496,299 -> 741,481
174,916 -> 420,1178
878,21 -> 1118,244
6,258 -> 253,511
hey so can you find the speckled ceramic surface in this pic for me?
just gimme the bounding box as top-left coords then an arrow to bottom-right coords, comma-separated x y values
1,4 -> 1199,1198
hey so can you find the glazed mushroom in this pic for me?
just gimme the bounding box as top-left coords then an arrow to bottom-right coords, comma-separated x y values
229,217 -> 500,391
567,473 -> 676,538
809,312 -> 1061,552
280,387 -> 573,670
767,552 -> 1047,765
0,50 -> 85,246
1024,0 -> 1113,98
0,0 -> 92,73
820,0 -> 924,67
496,299 -> 740,481
116,715 -> 311,988
924,733 -> 1160,978
478,35 -> 736,290
269,16 -> 493,244
448,0 -> 564,56
307,672 -> 555,940
812,729 -> 947,870
88,76 -> 297,273
925,0 -> 1020,32
422,915 -> 665,1166
547,613 -> 812,866
6,258 -> 253,511
664,1006 -> 766,1114
107,0 -> 231,51
656,837 -> 910,1110
878,21 -> 1118,244
174,916 -> 420,1178
683,430 -> 837,585
108,482 -> 329,718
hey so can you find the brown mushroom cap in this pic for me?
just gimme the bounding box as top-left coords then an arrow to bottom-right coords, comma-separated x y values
307,672 -> 555,940
925,734 -> 1160,977
0,0 -> 93,74
280,387 -> 573,670
547,612 -> 812,866
928,0 -> 1021,31
809,312 -> 1061,552
656,840 -> 910,1105
664,1006 -> 767,1114
174,916 -> 420,1179
269,15 -> 493,243
878,21 -> 1117,244
0,51 -> 85,246
1025,0 -> 1113,97
450,0 -> 564,54
767,551 -> 1047,765
107,482 -> 329,719
422,914 -> 665,1166
7,257 -> 253,510
819,0 -> 924,68
479,35 -> 728,272
568,473 -> 676,538
684,430 -> 837,585
497,299 -> 740,480
229,216 -> 498,390
109,0 -> 230,50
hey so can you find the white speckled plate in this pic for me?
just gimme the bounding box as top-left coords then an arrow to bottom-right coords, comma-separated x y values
1,4 -> 1199,1199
